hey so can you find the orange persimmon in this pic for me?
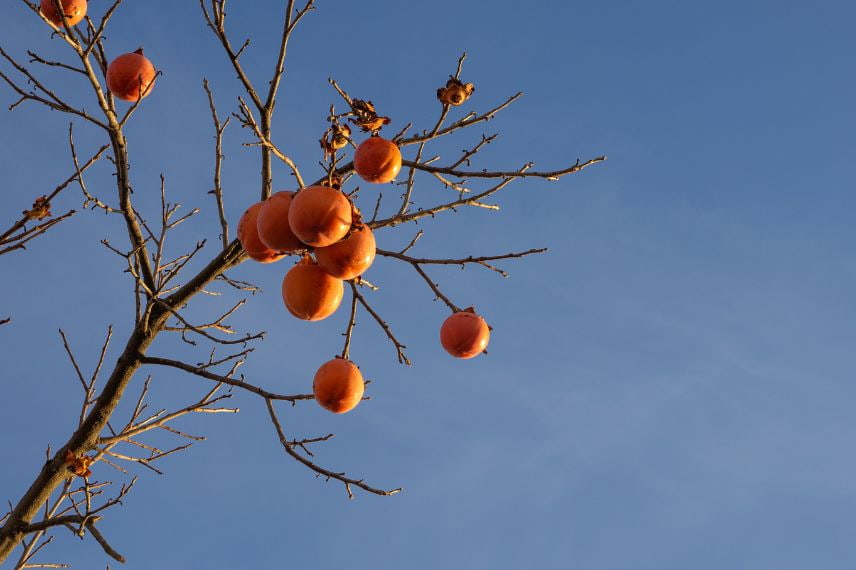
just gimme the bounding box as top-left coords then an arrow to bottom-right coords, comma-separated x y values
354,136 -> 402,184
287,185 -> 352,247
313,357 -> 365,414
106,48 -> 157,102
281,256 -> 344,321
237,202 -> 287,263
40,0 -> 87,27
257,191 -> 303,252
315,223 -> 376,280
440,308 -> 490,359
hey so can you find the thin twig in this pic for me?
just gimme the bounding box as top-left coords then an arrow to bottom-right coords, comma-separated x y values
341,284 -> 359,359
351,286 -> 410,365
140,356 -> 313,403
202,79 -> 231,249
378,247 -> 547,278
266,399 -> 401,498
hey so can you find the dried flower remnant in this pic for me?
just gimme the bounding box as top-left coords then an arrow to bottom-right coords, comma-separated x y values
348,99 -> 391,133
321,123 -> 352,159
65,450 -> 93,478
23,196 -> 52,221
437,76 -> 475,106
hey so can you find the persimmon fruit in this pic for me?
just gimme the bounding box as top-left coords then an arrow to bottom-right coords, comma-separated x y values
313,358 -> 365,414
106,48 -> 157,102
315,223 -> 376,280
440,308 -> 490,359
257,191 -> 303,252
282,256 -> 344,321
354,137 -> 402,184
40,0 -> 87,27
287,185 -> 352,247
237,202 -> 287,263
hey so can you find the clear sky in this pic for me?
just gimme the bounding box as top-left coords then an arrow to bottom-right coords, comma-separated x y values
2,1 -> 856,568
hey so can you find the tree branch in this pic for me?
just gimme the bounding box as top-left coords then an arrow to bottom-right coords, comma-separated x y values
140,356 -> 313,403
266,399 -> 401,499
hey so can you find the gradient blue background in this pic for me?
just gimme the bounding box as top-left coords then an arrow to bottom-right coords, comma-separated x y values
2,1 -> 855,568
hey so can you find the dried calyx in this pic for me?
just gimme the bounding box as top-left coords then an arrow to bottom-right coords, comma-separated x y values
437,76 -> 475,106
23,196 -> 52,221
348,99 -> 391,133
320,123 -> 352,159
65,450 -> 93,478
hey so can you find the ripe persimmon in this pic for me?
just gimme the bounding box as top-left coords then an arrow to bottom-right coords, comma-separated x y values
237,202 -> 287,263
354,137 -> 402,184
106,49 -> 157,102
40,0 -> 87,27
287,185 -> 352,247
440,308 -> 490,359
257,191 -> 303,252
282,256 -> 344,321
313,357 -> 365,414
315,223 -> 376,280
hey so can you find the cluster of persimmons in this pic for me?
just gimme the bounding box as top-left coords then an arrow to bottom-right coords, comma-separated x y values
42,0 -> 490,417
236,133 -> 490,415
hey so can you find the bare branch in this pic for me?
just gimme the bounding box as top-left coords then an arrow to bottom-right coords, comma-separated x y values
351,285 -> 410,366
399,92 -> 523,146
140,356 -> 313,403
0,139 -> 108,253
202,79 -> 231,249
19,515 -> 100,535
83,523 -> 124,564
403,155 -> 606,181
370,165 -> 525,228
99,392 -> 236,445
341,284 -> 359,359
378,247 -> 547,278
235,97 -> 305,188
0,46 -> 108,129
396,53 -> 468,217
265,0 -> 315,110
26,51 -> 85,75
266,399 -> 401,498
0,213 -> 74,256
157,297 -> 262,346
58,330 -> 88,394
409,263 -> 461,313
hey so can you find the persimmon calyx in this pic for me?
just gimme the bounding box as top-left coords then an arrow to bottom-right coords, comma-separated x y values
437,76 -> 475,106
65,449 -> 94,478
321,123 -> 352,159
348,99 -> 391,134
23,196 -> 52,221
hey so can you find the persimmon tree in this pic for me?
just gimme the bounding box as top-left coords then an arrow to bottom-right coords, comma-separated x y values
0,0 -> 604,566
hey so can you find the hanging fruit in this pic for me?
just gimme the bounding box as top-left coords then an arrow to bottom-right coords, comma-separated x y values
440,308 -> 491,359
354,137 -> 402,184
282,255 -> 344,321
237,202 -> 287,263
313,357 -> 365,414
257,191 -> 304,253
315,223 -> 376,280
287,185 -> 353,247
107,48 -> 157,102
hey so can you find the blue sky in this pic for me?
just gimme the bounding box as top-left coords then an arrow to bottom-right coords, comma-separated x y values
2,0 -> 856,568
